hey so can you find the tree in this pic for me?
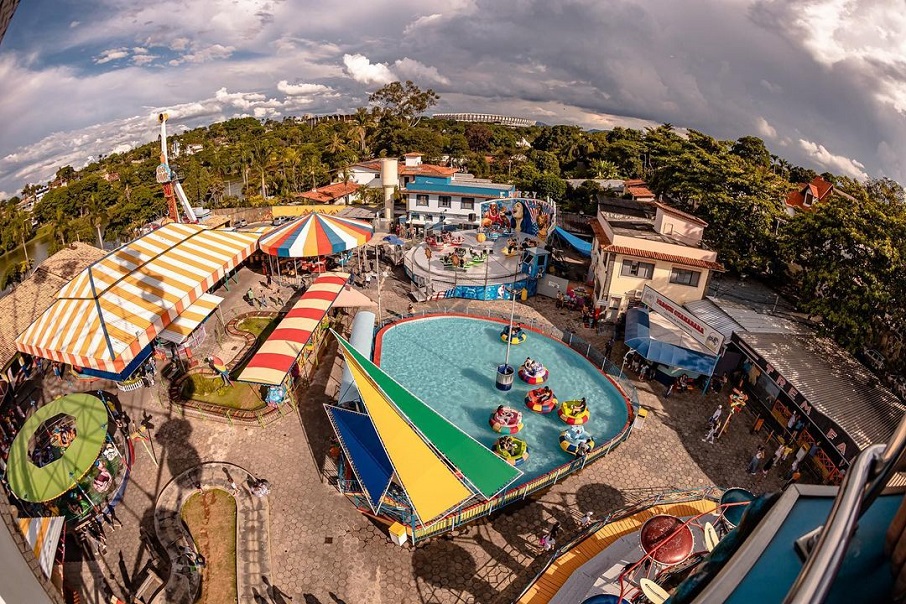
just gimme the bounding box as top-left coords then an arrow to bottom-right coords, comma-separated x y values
369,81 -> 439,127
464,123 -> 492,152
866,177 -> 905,205
730,136 -> 771,168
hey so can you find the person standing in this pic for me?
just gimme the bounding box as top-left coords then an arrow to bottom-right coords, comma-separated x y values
247,287 -> 257,308
747,446 -> 765,475
579,511 -> 594,528
709,405 -> 723,429
605,338 -> 614,360
787,411 -> 799,432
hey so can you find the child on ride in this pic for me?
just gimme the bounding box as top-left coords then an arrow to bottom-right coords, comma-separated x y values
574,397 -> 587,414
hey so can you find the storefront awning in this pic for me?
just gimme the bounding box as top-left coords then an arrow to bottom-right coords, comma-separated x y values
237,272 -> 349,385
625,307 -> 718,376
158,293 -> 223,344
16,223 -> 258,374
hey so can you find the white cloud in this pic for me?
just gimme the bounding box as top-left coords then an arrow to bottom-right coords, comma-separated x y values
798,139 -> 867,179
393,58 -> 449,86
343,54 -> 394,85
173,43 -> 236,65
755,116 -> 776,139
95,48 -> 130,64
277,81 -> 332,96
69,21 -> 80,29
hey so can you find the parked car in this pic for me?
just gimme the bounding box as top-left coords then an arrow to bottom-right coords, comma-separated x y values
271,216 -> 291,227
235,218 -> 248,228
861,348 -> 886,372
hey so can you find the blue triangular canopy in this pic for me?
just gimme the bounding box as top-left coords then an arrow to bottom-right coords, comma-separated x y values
325,405 -> 394,514
624,307 -> 718,376
549,226 -> 592,257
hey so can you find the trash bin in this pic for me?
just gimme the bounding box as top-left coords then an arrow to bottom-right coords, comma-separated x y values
496,364 -> 515,391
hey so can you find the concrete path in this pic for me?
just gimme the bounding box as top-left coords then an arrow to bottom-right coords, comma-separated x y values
153,462 -> 271,604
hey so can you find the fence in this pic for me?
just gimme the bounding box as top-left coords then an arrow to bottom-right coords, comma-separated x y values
336,309 -> 640,543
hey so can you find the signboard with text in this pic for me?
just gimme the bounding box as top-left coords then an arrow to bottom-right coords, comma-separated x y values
641,285 -> 725,354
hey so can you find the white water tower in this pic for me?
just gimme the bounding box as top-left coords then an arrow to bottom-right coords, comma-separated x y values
380,158 -> 399,221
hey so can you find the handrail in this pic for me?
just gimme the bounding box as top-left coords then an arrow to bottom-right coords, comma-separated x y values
785,412 -> 906,603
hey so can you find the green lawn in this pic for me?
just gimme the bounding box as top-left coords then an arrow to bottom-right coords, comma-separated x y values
180,374 -> 262,410
181,489 -> 237,604
236,316 -> 279,338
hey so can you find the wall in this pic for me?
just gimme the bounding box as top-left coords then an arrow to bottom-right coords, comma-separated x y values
654,211 -> 704,245
605,254 -> 709,309
211,206 -> 272,223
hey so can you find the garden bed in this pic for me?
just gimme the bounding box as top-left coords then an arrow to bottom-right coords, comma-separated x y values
181,489 -> 237,604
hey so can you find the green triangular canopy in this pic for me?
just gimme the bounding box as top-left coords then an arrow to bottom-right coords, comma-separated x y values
334,332 -> 522,498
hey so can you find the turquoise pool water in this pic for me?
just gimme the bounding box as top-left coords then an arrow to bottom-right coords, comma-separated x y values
375,316 -> 630,486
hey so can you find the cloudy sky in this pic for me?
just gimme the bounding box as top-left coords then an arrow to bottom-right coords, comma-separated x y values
0,0 -> 903,199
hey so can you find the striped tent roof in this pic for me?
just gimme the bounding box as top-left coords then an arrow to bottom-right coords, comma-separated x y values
158,293 -> 223,344
258,213 -> 374,258
16,223 -> 258,374
237,272 -> 349,385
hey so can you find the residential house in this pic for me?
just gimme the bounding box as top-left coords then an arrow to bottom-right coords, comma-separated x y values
406,171 -> 514,230
589,197 -> 723,321
623,179 -> 655,201
293,181 -> 361,205
784,176 -> 849,215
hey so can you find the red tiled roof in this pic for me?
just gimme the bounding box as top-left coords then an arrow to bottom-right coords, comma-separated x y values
627,186 -> 654,198
295,181 -> 360,204
590,219 -> 723,271
625,179 -> 646,187
400,164 -> 457,177
785,177 -> 835,211
652,202 -> 709,226
352,160 -> 381,172
404,152 -> 423,157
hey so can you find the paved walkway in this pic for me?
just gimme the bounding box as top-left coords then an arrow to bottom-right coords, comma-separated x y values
45,263 -> 794,604
153,462 -> 271,604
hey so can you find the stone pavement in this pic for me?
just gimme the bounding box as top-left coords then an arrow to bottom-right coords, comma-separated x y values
153,462 -> 271,604
52,264 -> 795,604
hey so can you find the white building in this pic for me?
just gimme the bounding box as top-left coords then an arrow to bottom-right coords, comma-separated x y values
589,198 -> 723,322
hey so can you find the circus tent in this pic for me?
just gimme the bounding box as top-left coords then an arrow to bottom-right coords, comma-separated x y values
15,223 -> 258,378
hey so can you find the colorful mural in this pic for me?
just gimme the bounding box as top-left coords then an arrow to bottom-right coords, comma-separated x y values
479,198 -> 556,239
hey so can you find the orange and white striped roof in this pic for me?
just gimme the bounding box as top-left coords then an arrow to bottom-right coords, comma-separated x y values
237,272 -> 349,385
16,223 -> 258,374
158,293 -> 223,344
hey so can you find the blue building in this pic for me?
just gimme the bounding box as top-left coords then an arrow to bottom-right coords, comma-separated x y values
405,172 -> 514,231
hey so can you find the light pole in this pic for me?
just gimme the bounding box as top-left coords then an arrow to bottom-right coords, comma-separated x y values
495,271 -> 520,391
376,259 -> 388,326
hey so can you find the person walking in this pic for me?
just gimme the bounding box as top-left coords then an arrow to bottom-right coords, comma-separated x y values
702,422 -> 719,444
708,405 -> 723,429
759,449 -> 779,478
246,287 -> 257,308
605,338 -> 614,360
665,380 -> 676,398
746,446 -> 765,475
579,511 -> 594,528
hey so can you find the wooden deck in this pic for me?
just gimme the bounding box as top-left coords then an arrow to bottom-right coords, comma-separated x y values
518,499 -> 718,604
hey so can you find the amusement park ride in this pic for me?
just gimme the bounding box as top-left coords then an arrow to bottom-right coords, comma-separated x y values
155,113 -> 198,224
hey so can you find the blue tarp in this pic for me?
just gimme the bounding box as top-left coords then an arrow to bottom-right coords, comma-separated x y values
624,308 -> 718,376
549,226 -> 592,257
325,405 -> 394,514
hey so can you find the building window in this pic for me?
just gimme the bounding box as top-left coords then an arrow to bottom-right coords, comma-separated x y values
670,268 -> 701,287
460,197 -> 475,210
620,260 -> 654,279
416,194 -> 429,207
438,195 -> 452,208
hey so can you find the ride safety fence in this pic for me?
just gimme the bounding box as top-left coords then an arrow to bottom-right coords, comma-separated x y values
336,308 -> 641,544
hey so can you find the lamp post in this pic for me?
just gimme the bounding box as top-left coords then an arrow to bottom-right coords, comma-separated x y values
495,271 -> 520,391
376,260 -> 388,326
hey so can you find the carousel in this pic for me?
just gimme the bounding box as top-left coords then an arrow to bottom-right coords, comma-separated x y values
5,393 -> 131,525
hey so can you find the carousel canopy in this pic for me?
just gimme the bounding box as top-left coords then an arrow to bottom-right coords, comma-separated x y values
237,272 -> 349,385
258,213 -> 374,258
15,223 -> 258,375
7,393 -> 109,503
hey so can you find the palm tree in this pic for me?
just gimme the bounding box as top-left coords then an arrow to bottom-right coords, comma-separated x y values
249,143 -> 273,199
350,108 -> 375,155
87,194 -> 109,249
